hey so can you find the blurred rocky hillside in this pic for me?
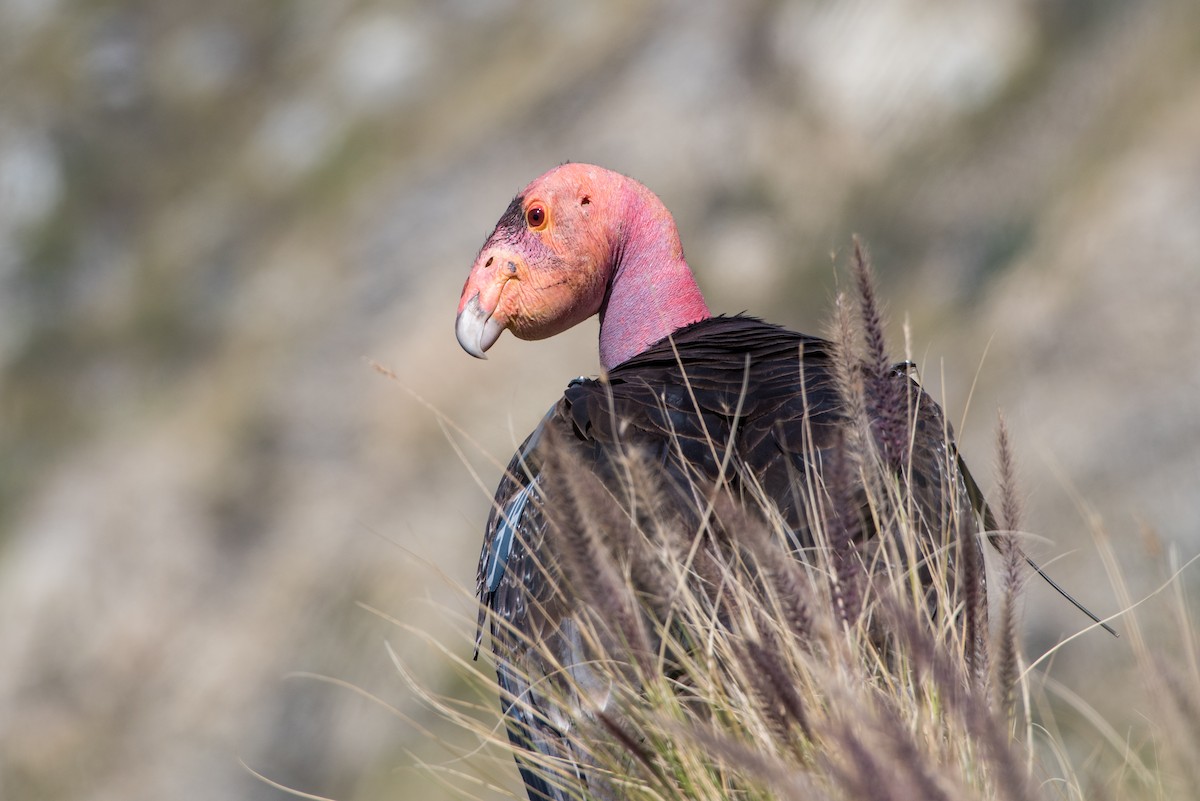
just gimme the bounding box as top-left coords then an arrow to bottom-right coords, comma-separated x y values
2,1 -> 1198,799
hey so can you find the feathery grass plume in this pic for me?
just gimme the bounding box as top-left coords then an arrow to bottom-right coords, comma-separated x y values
994,414 -> 1022,538
827,288 -> 869,436
990,412 -> 1026,715
825,425 -> 864,626
958,479 -> 988,687
608,442 -> 683,627
878,594 -> 1034,801
850,237 -> 907,471
839,243 -> 986,668
743,634 -> 813,741
821,714 -> 893,801
539,428 -> 654,675
708,487 -> 826,704
678,721 -> 826,799
871,699 -> 956,801
824,290 -> 870,627
714,491 -> 816,645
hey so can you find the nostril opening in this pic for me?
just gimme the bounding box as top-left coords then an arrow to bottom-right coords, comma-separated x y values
485,256 -> 494,267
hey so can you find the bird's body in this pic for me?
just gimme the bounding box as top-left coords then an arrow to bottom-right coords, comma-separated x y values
456,164 -> 981,801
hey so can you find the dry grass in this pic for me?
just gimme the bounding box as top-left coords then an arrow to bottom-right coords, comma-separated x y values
382,248 -> 1199,801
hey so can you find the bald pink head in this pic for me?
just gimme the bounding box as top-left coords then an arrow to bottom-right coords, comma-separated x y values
456,164 -> 711,370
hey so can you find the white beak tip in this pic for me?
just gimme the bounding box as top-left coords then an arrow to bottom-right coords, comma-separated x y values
455,294 -> 503,359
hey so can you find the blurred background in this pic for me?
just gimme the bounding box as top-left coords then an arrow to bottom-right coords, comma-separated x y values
2,0 -> 1198,798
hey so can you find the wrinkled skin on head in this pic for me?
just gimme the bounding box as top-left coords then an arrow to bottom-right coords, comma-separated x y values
456,164 -> 626,358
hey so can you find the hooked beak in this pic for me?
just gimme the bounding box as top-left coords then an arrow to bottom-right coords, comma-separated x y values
455,291 -> 506,359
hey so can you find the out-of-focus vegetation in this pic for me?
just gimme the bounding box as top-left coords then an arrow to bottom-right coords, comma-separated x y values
1,1 -> 1198,800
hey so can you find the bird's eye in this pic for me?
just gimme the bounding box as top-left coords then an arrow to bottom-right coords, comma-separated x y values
525,204 -> 547,230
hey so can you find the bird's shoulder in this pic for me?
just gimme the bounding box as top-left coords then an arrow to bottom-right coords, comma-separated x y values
559,315 -> 842,452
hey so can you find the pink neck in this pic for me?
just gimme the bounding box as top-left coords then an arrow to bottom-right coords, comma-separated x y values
598,183 -> 711,370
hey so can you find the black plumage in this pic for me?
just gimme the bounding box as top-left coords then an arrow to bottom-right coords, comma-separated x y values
474,315 -> 982,801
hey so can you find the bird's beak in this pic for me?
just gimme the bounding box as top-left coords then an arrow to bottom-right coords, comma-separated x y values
456,249 -> 523,359
455,291 -> 506,359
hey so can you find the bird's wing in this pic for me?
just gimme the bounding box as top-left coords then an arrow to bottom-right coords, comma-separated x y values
476,403 -> 612,801
477,317 -> 991,800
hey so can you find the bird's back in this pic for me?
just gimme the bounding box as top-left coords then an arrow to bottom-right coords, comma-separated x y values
561,315 -> 847,536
